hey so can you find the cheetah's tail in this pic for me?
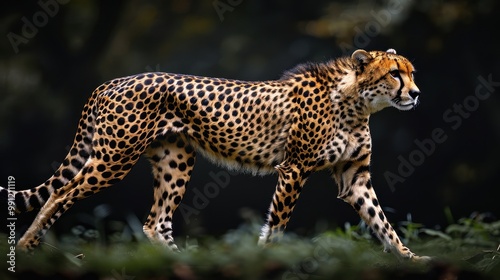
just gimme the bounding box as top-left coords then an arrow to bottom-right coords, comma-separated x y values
0,134 -> 94,213
0,183 -> 53,213
0,81 -> 108,213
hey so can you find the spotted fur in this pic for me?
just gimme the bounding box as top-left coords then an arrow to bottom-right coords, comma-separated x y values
1,49 -> 428,261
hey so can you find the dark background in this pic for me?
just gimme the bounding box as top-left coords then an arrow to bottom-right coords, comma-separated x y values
1,0 -> 499,240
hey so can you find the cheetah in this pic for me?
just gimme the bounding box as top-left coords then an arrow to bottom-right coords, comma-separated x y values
1,49 -> 429,261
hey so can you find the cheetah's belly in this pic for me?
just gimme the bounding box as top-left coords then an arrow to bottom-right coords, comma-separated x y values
183,113 -> 289,175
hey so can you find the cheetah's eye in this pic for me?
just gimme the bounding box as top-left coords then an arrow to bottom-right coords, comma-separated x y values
389,70 -> 400,78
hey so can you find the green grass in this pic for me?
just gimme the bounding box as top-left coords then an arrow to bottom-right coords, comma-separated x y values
1,214 -> 499,280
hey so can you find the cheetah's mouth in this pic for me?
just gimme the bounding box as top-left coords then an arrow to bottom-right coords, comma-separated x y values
391,96 -> 419,111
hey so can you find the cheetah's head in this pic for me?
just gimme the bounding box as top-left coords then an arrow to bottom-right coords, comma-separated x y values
352,49 -> 420,113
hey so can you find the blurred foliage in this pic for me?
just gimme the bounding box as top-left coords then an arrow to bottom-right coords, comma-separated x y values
0,211 -> 499,279
0,0 -> 499,247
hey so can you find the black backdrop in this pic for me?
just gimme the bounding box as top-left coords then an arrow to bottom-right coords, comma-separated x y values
1,0 -> 499,240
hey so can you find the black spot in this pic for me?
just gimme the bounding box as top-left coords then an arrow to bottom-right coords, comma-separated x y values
14,193 -> 27,211
125,90 -> 134,98
162,191 -> 168,200
174,196 -> 182,205
178,163 -> 187,172
97,164 -> 106,172
169,160 -> 177,168
83,191 -> 94,197
277,201 -> 284,212
368,207 -> 376,217
29,194 -> 41,209
105,127 -> 113,135
116,129 -> 125,138
62,169 -> 74,181
357,197 -> 364,207
284,196 -> 291,206
176,179 -> 185,187
378,211 -> 385,221
117,141 -> 127,149
357,153 -> 370,162
112,154 -> 121,162
111,165 -> 122,171
52,179 -> 64,189
127,136 -> 137,144
87,176 -> 98,185
164,173 -> 172,182
366,180 -> 372,189
342,161 -> 353,172
270,213 -> 279,226
39,186 -> 50,201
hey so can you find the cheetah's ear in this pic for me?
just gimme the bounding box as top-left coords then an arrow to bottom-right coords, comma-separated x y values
351,49 -> 373,65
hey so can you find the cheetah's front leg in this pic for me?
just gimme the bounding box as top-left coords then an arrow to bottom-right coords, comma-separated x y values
334,158 -> 430,262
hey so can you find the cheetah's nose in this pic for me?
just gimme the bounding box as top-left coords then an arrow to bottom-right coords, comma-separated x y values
410,90 -> 420,107
409,89 -> 420,100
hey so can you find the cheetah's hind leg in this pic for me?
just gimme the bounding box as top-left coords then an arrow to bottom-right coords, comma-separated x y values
16,154 -> 139,251
143,134 -> 196,251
